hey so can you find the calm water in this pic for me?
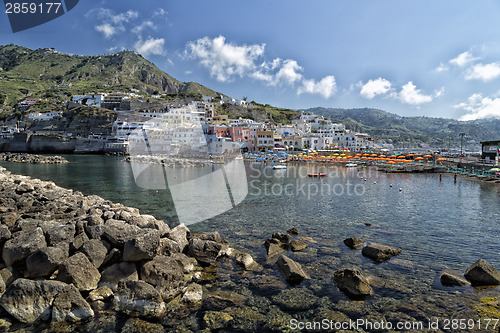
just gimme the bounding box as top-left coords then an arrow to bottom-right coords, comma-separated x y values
2,155 -> 500,330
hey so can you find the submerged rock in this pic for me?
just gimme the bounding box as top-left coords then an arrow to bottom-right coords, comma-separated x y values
464,259 -> 500,285
334,268 -> 373,297
343,237 -> 365,249
0,278 -> 67,324
362,243 -> 402,262
235,252 -> 258,270
181,283 -> 203,303
276,255 -> 310,284
287,228 -> 299,235
203,311 -> 233,330
440,270 -> 470,286
290,239 -> 308,252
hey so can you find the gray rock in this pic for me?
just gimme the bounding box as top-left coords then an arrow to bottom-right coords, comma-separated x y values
87,214 -> 104,226
140,256 -> 184,298
440,270 -> 470,286
101,262 -> 138,283
80,239 -> 107,268
123,230 -> 160,262
464,259 -> 500,285
196,231 -> 227,244
235,252 -> 258,270
85,225 -> 105,240
276,255 -> 310,284
287,228 -> 299,235
26,246 -> 68,278
181,283 -> 203,303
0,225 -> 11,247
0,212 -> 18,229
334,268 -> 373,297
166,223 -> 190,251
272,232 -> 290,244
362,243 -> 402,262
171,253 -> 197,273
46,224 -> 76,246
158,237 -> 181,256
2,227 -> 47,266
57,252 -> 101,291
187,238 -> 222,264
264,238 -> 286,261
52,284 -> 94,323
0,268 -> 14,286
343,237 -> 365,249
113,281 -> 166,318
0,278 -> 66,324
102,220 -> 142,248
88,285 -> 114,302
101,248 -> 122,268
290,239 -> 308,252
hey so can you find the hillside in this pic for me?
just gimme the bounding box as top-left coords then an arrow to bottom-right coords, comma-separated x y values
0,44 -> 219,105
304,107 -> 500,147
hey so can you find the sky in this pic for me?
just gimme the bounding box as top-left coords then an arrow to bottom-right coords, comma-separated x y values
2,0 -> 500,120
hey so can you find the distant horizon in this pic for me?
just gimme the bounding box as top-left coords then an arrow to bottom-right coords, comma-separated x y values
2,1 -> 500,121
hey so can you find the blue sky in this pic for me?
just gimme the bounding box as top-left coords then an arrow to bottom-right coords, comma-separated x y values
2,1 -> 500,120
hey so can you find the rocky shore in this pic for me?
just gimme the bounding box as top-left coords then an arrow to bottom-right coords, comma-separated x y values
122,155 -> 211,168
0,153 -> 69,164
0,165 -> 499,332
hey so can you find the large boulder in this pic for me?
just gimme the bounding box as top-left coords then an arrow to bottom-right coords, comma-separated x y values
343,237 -> 365,249
264,238 -> 286,262
46,224 -> 75,246
26,246 -> 68,278
171,253 -> 197,273
70,232 -> 89,252
2,227 -> 47,266
464,259 -> 500,285
140,256 -> 184,298
113,281 -> 166,318
57,252 -> 101,291
276,255 -> 310,284
102,220 -> 142,248
101,262 -> 139,284
123,230 -> 160,262
0,279 -> 66,324
362,243 -> 402,262
334,268 -> 373,297
187,238 -> 222,264
158,238 -> 181,256
80,239 -> 108,269
271,232 -> 290,244
181,283 -> 203,303
52,284 -> 94,323
196,231 -> 227,244
166,224 -> 190,252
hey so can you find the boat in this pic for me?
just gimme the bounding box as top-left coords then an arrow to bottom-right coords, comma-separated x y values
273,165 -> 287,170
307,173 -> 327,177
345,163 -> 358,167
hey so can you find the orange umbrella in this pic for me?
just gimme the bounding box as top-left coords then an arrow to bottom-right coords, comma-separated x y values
379,155 -> 386,158
370,154 -> 377,157
397,156 -> 406,159
436,158 -> 446,161
389,155 -> 397,158
387,161 -> 396,164
424,155 -> 433,158
414,157 -> 424,160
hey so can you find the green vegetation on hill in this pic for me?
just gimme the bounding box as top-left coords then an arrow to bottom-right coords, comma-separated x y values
0,44 -> 219,105
305,107 -> 500,147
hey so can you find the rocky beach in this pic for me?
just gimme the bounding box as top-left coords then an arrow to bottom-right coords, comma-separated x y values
0,160 -> 499,332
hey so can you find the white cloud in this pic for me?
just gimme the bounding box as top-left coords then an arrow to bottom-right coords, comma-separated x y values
298,76 -> 337,99
465,62 -> 500,82
434,63 -> 449,72
456,93 -> 500,120
186,36 -> 265,82
360,77 -> 392,99
132,21 -> 155,34
449,50 -> 479,67
95,23 -> 116,39
134,37 -> 165,56
398,81 -> 433,105
274,60 -> 303,85
434,87 -> 445,98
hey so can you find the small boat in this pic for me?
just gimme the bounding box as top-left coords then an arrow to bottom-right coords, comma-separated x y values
307,173 -> 327,177
345,163 -> 358,167
273,165 -> 287,170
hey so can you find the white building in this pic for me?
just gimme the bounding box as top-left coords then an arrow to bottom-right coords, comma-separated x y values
72,94 -> 104,107
27,111 -> 63,120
